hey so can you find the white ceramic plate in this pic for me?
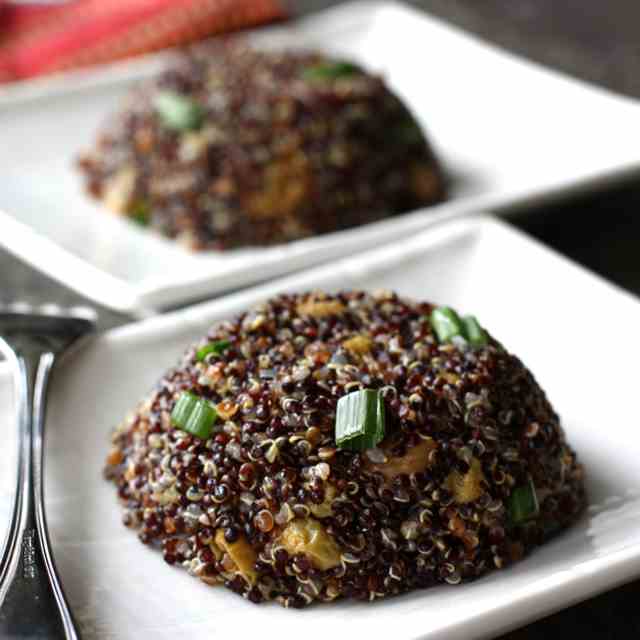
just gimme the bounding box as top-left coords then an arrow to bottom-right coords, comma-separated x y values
1,215 -> 639,639
2,1 -> 640,316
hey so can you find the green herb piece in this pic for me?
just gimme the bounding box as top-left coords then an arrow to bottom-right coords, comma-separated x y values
461,315 -> 488,346
508,477 -> 540,524
430,307 -> 463,343
335,389 -> 385,451
303,62 -> 360,81
542,519 -> 562,537
395,120 -> 424,145
170,391 -> 217,440
196,339 -> 231,362
153,90 -> 204,131
130,200 -> 150,226
430,307 -> 489,347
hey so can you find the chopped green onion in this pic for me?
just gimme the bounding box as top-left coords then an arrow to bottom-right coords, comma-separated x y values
303,62 -> 360,81
196,340 -> 231,362
171,391 -> 217,440
153,90 -> 204,131
508,477 -> 539,524
130,200 -> 150,226
542,519 -> 562,537
430,307 -> 489,347
430,307 -> 463,343
461,315 -> 488,346
395,120 -> 424,145
335,389 -> 385,451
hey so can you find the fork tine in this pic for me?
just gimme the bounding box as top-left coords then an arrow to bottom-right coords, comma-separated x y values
68,306 -> 98,322
0,301 -> 97,322
4,301 -> 31,314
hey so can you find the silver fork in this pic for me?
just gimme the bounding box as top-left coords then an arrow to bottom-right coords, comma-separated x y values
0,303 -> 96,639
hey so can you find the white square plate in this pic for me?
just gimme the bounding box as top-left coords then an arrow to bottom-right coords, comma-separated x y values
1,215 -> 639,639
2,1 -> 640,315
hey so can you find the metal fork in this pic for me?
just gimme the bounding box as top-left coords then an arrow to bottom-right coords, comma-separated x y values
0,304 -> 96,639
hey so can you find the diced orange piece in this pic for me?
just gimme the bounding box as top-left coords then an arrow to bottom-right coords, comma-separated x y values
214,529 -> 258,584
296,299 -> 345,318
343,335 -> 373,356
279,518 -> 341,570
447,458 -> 485,504
369,438 -> 436,481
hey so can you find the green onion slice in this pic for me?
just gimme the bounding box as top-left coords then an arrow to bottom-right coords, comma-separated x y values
196,339 -> 231,362
335,389 -> 385,451
542,518 -> 562,538
171,391 -> 217,440
130,200 -> 150,226
303,62 -> 360,81
430,307 -> 489,347
153,90 -> 204,131
461,315 -> 488,346
508,477 -> 540,524
430,307 -> 463,343
395,120 -> 424,145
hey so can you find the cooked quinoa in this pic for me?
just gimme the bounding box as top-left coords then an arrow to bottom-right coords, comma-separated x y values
78,44 -> 445,250
105,291 -> 585,606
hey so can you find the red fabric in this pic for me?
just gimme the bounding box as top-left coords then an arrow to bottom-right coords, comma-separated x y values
0,0 -> 288,83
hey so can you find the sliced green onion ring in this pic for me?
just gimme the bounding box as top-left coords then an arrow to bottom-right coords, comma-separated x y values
196,339 -> 231,362
130,200 -> 150,226
430,307 -> 489,347
461,315 -> 488,346
171,391 -> 217,440
395,120 -> 424,145
335,389 -> 385,451
430,306 -> 463,343
303,62 -> 360,81
508,476 -> 540,524
153,90 -> 204,131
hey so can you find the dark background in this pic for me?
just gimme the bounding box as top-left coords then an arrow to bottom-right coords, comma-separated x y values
3,1 -> 640,637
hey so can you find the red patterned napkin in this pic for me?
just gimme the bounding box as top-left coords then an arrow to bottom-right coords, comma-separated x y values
0,0 -> 288,83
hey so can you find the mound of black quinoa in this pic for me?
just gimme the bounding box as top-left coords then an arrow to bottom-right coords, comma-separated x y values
105,291 -> 585,607
78,43 -> 445,250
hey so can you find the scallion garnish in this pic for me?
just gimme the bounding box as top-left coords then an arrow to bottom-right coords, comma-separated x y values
542,519 -> 562,537
460,315 -> 488,346
196,340 -> 231,362
430,307 -> 463,343
153,90 -> 204,131
430,307 -> 488,347
395,120 -> 424,145
508,477 -> 539,524
170,391 -> 217,440
303,62 -> 360,81
335,389 -> 385,451
130,200 -> 150,226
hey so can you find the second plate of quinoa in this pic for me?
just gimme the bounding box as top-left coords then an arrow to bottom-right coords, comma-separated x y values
77,43 -> 446,251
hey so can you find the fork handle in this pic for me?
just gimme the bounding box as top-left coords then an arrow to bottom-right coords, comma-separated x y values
0,349 -> 80,639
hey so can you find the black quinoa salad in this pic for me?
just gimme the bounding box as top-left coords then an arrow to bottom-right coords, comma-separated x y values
105,290 -> 585,607
78,43 -> 445,250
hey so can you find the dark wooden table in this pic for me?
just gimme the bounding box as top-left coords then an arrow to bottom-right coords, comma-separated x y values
2,1 -> 640,637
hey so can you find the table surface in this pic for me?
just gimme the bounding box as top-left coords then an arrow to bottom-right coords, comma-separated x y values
3,1 -> 640,637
